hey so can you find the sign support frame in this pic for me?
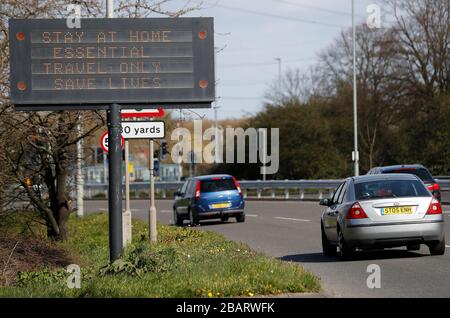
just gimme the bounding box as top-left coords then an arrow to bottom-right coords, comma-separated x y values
149,140 -> 157,243
106,0 -> 123,263
123,139 -> 132,247
107,103 -> 123,262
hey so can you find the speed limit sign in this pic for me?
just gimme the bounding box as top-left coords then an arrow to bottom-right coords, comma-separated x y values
100,131 -> 125,154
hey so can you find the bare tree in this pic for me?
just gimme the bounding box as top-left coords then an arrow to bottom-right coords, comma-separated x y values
264,68 -> 316,106
115,0 -> 202,17
317,24 -> 402,170
0,0 -> 201,240
385,0 -> 449,100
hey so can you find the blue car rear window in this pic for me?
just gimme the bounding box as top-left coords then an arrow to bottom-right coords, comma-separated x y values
384,168 -> 434,183
200,179 -> 237,193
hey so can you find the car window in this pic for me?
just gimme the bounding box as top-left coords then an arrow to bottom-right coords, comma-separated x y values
354,179 -> 430,200
200,178 -> 237,193
180,181 -> 188,194
190,180 -> 198,196
185,180 -> 194,196
386,168 -> 434,183
337,182 -> 348,204
331,183 -> 344,204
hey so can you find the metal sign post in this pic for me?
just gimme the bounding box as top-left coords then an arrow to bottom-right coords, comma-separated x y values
149,140 -> 157,243
106,1 -> 123,262
123,139 -> 132,246
107,103 -> 123,262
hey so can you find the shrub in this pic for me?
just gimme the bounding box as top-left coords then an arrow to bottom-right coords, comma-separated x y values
99,243 -> 180,277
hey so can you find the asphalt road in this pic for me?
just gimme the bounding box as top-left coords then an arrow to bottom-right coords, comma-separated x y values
85,199 -> 450,298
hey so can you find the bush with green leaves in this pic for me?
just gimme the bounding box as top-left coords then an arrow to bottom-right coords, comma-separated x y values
16,268 -> 67,286
99,243 -> 180,277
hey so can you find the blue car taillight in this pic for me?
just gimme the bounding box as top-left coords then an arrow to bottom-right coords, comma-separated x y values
194,180 -> 201,201
232,176 -> 243,198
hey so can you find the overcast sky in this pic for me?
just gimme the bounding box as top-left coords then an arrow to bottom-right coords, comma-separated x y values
171,0 -> 376,120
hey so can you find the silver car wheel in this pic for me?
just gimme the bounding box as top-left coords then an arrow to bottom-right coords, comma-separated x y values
173,209 -> 183,226
338,231 -> 344,256
338,229 -> 355,259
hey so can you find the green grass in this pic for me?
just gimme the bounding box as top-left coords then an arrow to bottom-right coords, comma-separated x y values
0,213 -> 321,297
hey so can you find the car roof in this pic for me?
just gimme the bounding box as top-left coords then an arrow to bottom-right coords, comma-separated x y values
372,164 -> 427,172
192,174 -> 233,181
352,173 -> 420,184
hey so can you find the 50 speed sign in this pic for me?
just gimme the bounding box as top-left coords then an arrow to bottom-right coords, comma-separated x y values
100,131 -> 125,154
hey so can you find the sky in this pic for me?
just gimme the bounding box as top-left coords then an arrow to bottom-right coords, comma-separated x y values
168,0 -> 376,120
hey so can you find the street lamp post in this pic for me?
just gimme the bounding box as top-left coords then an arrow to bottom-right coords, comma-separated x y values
275,57 -> 281,90
352,0 -> 359,176
149,140 -> 157,243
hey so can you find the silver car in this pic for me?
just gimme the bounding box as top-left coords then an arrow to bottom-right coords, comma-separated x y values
320,174 -> 445,259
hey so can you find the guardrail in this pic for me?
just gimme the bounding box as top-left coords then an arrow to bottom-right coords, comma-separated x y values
436,179 -> 450,190
84,179 -> 450,201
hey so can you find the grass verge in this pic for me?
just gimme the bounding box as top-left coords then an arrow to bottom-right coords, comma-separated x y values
0,213 -> 320,297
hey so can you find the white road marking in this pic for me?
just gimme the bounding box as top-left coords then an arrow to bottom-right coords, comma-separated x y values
160,210 -> 172,213
274,217 -> 311,222
446,245 -> 450,248
246,214 -> 258,217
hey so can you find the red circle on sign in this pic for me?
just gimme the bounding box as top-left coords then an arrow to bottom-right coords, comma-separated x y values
100,131 -> 125,154
199,80 -> 208,89
16,32 -> 25,41
17,81 -> 27,91
198,31 -> 207,40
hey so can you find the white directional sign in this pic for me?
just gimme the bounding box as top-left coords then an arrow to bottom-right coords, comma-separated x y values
120,121 -> 165,139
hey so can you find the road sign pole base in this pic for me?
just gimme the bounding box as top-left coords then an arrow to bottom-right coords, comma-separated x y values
122,210 -> 132,246
150,206 -> 157,243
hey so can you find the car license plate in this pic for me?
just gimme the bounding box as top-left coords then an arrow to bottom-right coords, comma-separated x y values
382,206 -> 413,215
211,203 -> 231,209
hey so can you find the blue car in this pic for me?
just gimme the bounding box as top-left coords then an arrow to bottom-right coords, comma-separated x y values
173,174 -> 245,226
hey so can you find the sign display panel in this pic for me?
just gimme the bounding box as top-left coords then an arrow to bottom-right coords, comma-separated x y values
9,18 -> 215,110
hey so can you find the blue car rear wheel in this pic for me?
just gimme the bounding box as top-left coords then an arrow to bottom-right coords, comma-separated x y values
173,209 -> 183,226
189,209 -> 199,226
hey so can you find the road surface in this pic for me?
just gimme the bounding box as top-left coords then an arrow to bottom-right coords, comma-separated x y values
85,199 -> 450,298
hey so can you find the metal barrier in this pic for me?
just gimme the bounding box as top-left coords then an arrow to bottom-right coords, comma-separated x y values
437,179 -> 450,190
84,178 -> 450,200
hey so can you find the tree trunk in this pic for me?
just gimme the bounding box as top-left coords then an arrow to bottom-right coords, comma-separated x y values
54,205 -> 70,241
48,121 -> 71,241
